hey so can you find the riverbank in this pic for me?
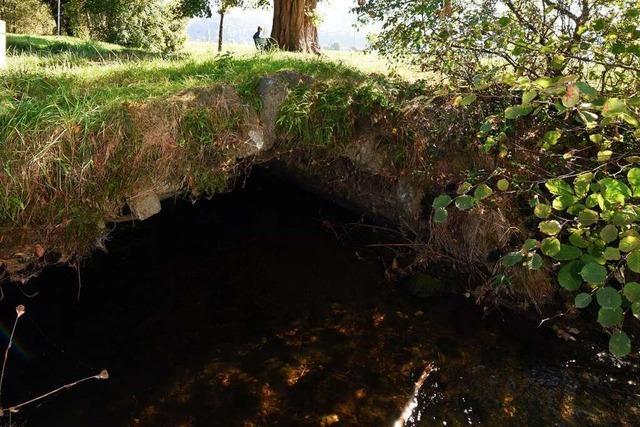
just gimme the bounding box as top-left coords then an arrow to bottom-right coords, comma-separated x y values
0,34 -> 604,323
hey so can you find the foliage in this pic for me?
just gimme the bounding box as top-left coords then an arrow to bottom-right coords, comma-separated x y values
360,1 -> 640,357
64,0 -> 187,52
277,77 -> 402,147
177,0 -> 268,18
0,0 -> 56,35
357,0 -> 640,85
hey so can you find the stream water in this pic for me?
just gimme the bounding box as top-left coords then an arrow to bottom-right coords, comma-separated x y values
0,167 -> 638,426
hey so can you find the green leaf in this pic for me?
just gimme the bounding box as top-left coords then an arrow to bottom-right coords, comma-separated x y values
596,287 -> 622,308
505,105 -> 533,119
597,150 -> 613,163
609,331 -> 631,358
562,84 -> 580,108
459,94 -> 477,106
590,134 -> 604,144
628,168 -> 640,188
502,251 -> 524,267
580,262 -> 608,284
552,195 -> 578,211
541,237 -> 561,256
633,301 -> 640,318
433,207 -> 448,223
498,16 -> 510,27
432,195 -> 453,208
457,182 -> 472,195
573,173 -> 593,199
569,233 -> 589,249
627,156 -> 640,164
602,98 -> 627,117
600,178 -> 632,204
455,195 -> 475,210
522,90 -> 537,105
539,220 -> 562,235
545,179 -> 574,196
566,203 -> 586,215
613,211 -> 632,227
623,282 -> 640,303
576,81 -> 598,98
554,244 -> 583,261
622,113 -> 639,127
628,250 -> 640,273
522,239 -> 538,251
496,179 -> 510,191
474,184 -> 493,201
527,253 -> 543,270
578,209 -> 599,226
604,247 -> 622,261
600,224 -> 619,244
558,261 -> 585,291
598,307 -> 624,327
585,193 -> 601,208
542,130 -> 562,149
619,236 -> 640,252
533,77 -> 555,89
578,110 -> 599,128
534,203 -> 552,219
575,293 -> 592,308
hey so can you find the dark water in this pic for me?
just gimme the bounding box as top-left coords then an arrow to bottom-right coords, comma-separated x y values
0,167 -> 638,426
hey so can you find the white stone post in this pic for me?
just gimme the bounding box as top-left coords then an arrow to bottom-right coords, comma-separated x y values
0,21 -> 6,70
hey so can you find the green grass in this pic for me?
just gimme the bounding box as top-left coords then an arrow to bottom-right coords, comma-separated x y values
7,34 -> 164,62
185,41 -> 426,80
3,35 -> 383,123
0,34 -> 426,270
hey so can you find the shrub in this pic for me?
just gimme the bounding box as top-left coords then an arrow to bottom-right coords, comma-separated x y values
0,0 -> 56,35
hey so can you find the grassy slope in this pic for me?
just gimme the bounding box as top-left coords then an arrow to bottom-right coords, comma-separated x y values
0,34 -> 428,273
1,35 -> 546,309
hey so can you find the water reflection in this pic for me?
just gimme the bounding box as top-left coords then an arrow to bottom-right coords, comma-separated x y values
0,167 -> 636,426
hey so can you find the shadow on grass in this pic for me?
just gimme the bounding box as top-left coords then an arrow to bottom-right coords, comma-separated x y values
6,34 -> 166,62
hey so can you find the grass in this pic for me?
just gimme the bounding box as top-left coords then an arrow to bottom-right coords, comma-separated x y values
0,33 -> 431,277
185,41 -> 425,80
3,34 -> 386,119
0,34 -> 545,316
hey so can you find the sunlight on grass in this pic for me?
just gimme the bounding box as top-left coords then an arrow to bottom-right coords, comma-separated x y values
4,34 -> 424,82
185,41 -> 425,80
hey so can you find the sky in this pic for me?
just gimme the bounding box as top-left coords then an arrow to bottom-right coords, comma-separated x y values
187,1 -> 379,50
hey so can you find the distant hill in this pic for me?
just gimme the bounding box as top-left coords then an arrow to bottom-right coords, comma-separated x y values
187,5 -> 376,51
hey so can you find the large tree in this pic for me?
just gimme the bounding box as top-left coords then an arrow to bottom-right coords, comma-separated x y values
180,0 -> 322,53
271,0 -> 319,53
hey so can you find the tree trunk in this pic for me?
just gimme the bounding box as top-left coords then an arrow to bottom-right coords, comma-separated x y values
217,11 -> 225,52
271,0 -> 320,53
